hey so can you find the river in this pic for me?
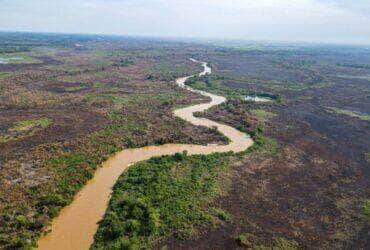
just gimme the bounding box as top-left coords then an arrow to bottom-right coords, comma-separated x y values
37,60 -> 254,249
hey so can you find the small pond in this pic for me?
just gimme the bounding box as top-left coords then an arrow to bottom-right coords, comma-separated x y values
0,57 -> 24,64
245,95 -> 273,102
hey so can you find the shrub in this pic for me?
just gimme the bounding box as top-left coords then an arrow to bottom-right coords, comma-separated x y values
273,237 -> 299,249
235,233 -> 254,248
363,199 -> 370,224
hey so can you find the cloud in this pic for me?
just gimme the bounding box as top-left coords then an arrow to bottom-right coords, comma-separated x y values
0,0 -> 369,44
317,0 -> 370,17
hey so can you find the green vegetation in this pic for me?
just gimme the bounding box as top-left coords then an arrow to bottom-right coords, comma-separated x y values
1,32 -> 368,249
185,74 -> 331,99
0,52 -> 40,64
273,237 -> 299,249
113,59 -> 134,67
185,75 -> 264,101
337,63 -> 370,70
0,118 -> 52,143
93,83 -> 104,88
285,59 -> 317,69
84,93 -> 128,106
92,152 -> 232,249
328,107 -> 370,121
13,118 -> 51,131
84,92 -> 182,108
235,233 -> 256,248
147,62 -> 196,81
264,80 -> 333,92
365,152 -> 370,163
0,152 -> 103,248
250,109 -> 276,124
0,37 -> 228,248
63,85 -> 86,92
235,233 -> 298,249
38,153 -> 101,216
91,120 -> 275,249
0,72 -> 11,79
0,86 -> 228,248
363,200 -> 370,224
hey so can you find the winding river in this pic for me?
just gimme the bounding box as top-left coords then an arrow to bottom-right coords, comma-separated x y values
37,60 -> 254,249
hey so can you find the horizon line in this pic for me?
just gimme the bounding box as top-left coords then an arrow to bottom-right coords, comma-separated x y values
1,29 -> 369,47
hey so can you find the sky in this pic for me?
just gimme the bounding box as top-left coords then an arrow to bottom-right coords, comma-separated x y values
0,0 -> 370,45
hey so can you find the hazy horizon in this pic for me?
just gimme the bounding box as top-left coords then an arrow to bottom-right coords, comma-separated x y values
1,0 -> 370,45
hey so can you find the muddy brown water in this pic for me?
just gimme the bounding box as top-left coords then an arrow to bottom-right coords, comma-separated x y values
37,60 -> 254,250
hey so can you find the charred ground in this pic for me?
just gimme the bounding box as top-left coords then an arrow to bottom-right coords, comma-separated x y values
0,33 -> 369,249
167,45 -> 370,249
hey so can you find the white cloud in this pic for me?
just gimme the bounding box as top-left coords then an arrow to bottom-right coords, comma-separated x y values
0,0 -> 369,44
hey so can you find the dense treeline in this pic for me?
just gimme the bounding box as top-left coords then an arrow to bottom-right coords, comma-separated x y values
336,63 -> 370,69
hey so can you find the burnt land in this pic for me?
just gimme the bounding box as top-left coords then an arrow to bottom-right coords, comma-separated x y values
167,45 -> 370,249
0,33 -> 369,249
